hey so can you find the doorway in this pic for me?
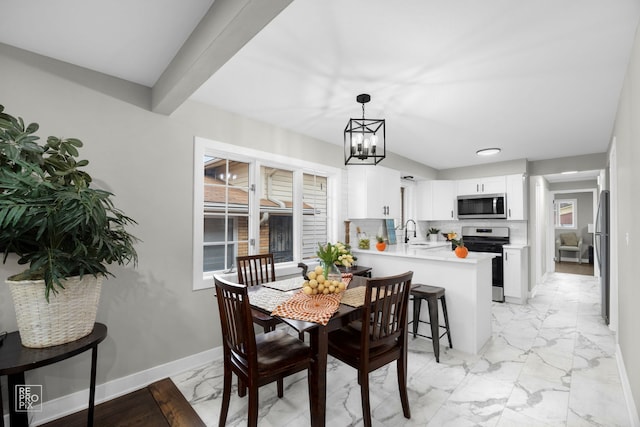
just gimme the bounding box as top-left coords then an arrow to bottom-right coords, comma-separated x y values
549,186 -> 598,277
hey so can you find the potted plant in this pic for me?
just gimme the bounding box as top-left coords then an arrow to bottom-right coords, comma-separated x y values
375,235 -> 387,251
428,227 -> 440,242
0,104 -> 138,347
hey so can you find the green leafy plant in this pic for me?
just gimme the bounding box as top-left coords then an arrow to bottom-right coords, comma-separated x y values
0,104 -> 139,300
428,227 -> 440,235
317,242 -> 339,265
376,235 -> 385,243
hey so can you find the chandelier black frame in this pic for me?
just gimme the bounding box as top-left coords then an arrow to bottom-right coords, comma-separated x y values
344,94 -> 386,165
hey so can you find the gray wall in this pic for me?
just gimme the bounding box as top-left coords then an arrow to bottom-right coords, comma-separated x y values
437,158 -> 528,180
0,44 -> 430,405
611,17 -> 640,418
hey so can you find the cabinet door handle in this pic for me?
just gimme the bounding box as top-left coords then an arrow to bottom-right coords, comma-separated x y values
476,184 -> 479,192
508,208 -> 511,218
482,184 -> 485,192
505,252 -> 508,261
450,210 -> 453,218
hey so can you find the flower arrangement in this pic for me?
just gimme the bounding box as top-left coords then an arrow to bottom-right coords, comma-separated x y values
317,241 -> 355,267
448,232 -> 463,247
447,232 -> 469,258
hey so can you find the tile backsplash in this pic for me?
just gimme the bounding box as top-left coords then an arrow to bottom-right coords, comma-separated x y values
346,219 -> 528,247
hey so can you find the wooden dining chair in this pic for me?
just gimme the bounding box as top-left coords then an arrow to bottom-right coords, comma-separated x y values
235,253 -> 285,395
236,253 -> 282,333
214,275 -> 313,427
327,271 -> 414,427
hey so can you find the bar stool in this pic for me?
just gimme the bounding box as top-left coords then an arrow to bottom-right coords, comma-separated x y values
409,284 -> 452,362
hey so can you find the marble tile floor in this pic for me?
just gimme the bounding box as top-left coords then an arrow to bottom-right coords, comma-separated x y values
172,272 -> 630,426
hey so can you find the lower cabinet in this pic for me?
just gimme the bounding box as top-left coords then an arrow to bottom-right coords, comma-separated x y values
503,246 -> 529,304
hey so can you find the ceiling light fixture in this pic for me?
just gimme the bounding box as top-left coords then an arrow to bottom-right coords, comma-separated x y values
476,148 -> 501,156
344,94 -> 386,165
561,170 -> 578,175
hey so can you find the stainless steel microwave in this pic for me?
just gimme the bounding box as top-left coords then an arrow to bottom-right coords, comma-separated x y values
457,193 -> 507,219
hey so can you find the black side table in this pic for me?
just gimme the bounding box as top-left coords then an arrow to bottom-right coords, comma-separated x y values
0,323 -> 107,427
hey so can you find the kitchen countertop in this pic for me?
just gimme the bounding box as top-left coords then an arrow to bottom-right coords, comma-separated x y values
353,243 -> 497,264
503,243 -> 529,249
353,242 -> 494,355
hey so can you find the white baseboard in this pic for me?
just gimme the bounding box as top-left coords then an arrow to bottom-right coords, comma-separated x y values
617,344 -> 640,427
2,346 -> 222,426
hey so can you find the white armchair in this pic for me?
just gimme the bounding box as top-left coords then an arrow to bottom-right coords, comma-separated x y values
556,232 -> 583,264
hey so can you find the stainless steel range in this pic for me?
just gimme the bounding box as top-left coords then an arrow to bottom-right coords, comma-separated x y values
461,226 -> 510,302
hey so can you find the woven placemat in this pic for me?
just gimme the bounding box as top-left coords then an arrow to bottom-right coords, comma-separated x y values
261,277 -> 303,292
339,286 -> 391,308
340,286 -> 367,307
249,287 -> 296,312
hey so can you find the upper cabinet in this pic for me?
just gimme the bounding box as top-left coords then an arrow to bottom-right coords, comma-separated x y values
415,173 -> 528,221
506,173 -> 528,220
348,166 -> 401,220
416,180 -> 456,221
457,176 -> 506,196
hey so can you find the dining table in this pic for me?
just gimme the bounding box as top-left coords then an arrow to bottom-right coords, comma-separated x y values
247,274 -> 368,427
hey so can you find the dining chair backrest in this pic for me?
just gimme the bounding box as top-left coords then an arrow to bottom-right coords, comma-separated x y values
236,253 -> 276,286
214,275 -> 257,369
361,271 -> 413,356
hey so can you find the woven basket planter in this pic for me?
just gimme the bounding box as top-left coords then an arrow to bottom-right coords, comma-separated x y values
7,275 -> 103,348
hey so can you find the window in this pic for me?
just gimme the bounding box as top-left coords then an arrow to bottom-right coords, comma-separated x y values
554,199 -> 577,229
193,137 -> 341,290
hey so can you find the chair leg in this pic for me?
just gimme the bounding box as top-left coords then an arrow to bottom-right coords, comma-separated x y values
263,325 -> 285,396
412,297 -> 422,338
440,296 -> 452,349
277,378 -> 284,397
427,296 -> 440,363
219,366 -> 232,427
397,356 -> 411,419
248,386 -> 259,427
359,371 -> 372,427
238,378 -> 246,397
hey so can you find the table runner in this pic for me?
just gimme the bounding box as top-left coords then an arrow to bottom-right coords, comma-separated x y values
271,291 -> 343,325
270,274 -> 354,325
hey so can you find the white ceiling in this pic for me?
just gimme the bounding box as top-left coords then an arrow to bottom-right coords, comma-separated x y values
1,0 -> 639,171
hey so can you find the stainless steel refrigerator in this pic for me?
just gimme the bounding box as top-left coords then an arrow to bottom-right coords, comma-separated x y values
595,190 -> 610,324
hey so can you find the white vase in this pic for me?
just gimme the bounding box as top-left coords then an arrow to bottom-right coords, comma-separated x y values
6,275 -> 103,348
429,234 -> 438,242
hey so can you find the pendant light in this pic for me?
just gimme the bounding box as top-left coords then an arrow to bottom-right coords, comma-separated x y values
344,94 -> 386,165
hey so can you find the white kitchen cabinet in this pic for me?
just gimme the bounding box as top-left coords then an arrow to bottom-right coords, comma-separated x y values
348,165 -> 400,219
503,245 -> 529,304
457,176 -> 506,196
506,173 -> 527,220
416,180 -> 456,220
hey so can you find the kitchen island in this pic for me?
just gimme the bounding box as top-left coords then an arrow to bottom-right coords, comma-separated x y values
352,244 -> 495,355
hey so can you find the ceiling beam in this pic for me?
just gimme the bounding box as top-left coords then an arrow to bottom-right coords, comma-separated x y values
151,0 -> 293,115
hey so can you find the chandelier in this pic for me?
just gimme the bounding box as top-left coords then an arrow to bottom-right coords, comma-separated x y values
344,94 -> 386,165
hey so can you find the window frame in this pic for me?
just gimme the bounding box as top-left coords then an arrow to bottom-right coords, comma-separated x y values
554,198 -> 578,229
193,136 -> 343,290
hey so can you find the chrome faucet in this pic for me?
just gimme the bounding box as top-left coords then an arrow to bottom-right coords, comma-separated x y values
404,219 -> 417,243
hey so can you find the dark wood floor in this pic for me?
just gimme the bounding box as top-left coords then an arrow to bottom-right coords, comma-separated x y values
41,378 -> 205,427
555,261 -> 595,276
